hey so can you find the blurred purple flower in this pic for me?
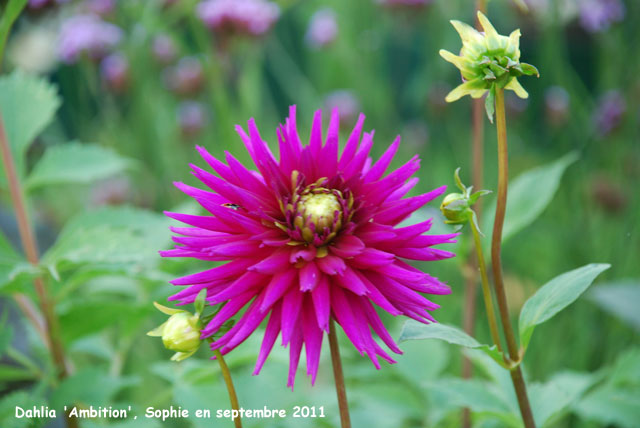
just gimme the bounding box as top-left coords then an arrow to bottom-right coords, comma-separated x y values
86,0 -> 116,17
152,34 -> 177,65
58,14 -> 123,64
306,9 -> 338,48
28,0 -> 51,9
177,101 -> 208,138
100,53 -> 129,92
163,57 -> 204,96
594,90 -> 626,137
197,0 -> 280,36
545,86 -> 570,127
324,90 -> 361,128
579,0 -> 625,33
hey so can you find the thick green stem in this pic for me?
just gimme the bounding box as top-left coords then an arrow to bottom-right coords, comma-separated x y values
329,319 -> 351,428
0,114 -> 77,428
469,219 -> 502,352
492,89 -> 536,428
212,347 -> 242,428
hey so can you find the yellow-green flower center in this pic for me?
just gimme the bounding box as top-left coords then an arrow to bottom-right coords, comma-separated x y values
299,191 -> 341,231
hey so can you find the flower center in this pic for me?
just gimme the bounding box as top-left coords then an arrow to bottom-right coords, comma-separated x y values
278,174 -> 354,247
298,190 -> 341,231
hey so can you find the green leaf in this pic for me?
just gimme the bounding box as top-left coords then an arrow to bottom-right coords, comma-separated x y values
399,321 -> 506,368
42,206 -> 171,271
0,230 -> 23,289
529,371 -> 597,427
0,71 -> 61,184
573,385 -> 640,428
485,86 -> 495,123
588,280 -> 640,331
483,152 -> 579,243
25,142 -> 132,191
0,364 -> 36,381
0,0 -> 28,63
519,263 -> 610,349
424,378 -> 520,426
0,391 -> 47,428
50,367 -> 138,409
59,299 -> 151,343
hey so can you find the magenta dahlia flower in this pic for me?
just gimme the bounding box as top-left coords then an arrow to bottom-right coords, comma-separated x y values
161,106 -> 456,388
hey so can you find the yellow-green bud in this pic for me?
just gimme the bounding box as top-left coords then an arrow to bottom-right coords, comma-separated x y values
439,11 -> 539,120
440,192 -> 471,225
161,313 -> 202,353
148,302 -> 203,362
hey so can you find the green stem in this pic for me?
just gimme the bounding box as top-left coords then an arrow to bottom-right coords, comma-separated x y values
328,319 -> 351,428
0,113 -> 78,428
469,218 -> 503,352
212,347 -> 242,428
492,88 -> 536,428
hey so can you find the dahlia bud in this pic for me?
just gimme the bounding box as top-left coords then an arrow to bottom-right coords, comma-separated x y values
148,301 -> 203,361
440,192 -> 470,225
439,11 -> 539,120
440,168 -> 490,230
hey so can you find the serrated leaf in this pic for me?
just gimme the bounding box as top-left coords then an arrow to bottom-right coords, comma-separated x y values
42,206 -> 171,271
483,152 -> 579,243
25,142 -> 132,191
0,71 -> 60,184
399,321 -> 506,368
588,280 -> 640,331
519,263 -> 611,350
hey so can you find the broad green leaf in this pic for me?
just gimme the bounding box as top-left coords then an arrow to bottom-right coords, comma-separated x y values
588,280 -> 640,331
573,385 -> 640,428
25,142 -> 132,191
0,0 -> 28,63
51,367 -> 138,409
529,371 -> 597,427
0,71 -> 60,184
399,321 -> 506,368
519,263 -> 610,349
482,152 -> 579,243
0,314 -> 12,355
423,378 -> 520,426
42,206 -> 171,271
58,299 -> 151,343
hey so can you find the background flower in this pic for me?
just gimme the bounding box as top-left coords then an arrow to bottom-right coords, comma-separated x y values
161,106 -> 456,388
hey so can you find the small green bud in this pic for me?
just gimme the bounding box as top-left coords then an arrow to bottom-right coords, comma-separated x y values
440,192 -> 471,225
161,312 -> 202,353
441,168 -> 491,232
148,302 -> 203,362
439,11 -> 539,119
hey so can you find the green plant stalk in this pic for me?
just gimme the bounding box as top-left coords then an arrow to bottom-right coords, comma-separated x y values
469,217 -> 503,352
329,318 -> 351,428
212,346 -> 243,428
0,114 -> 78,428
0,0 -> 28,71
492,89 -> 536,428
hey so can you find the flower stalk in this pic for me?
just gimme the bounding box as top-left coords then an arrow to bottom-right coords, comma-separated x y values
0,114 -> 77,428
492,88 -> 536,428
212,347 -> 243,428
328,318 -> 351,428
